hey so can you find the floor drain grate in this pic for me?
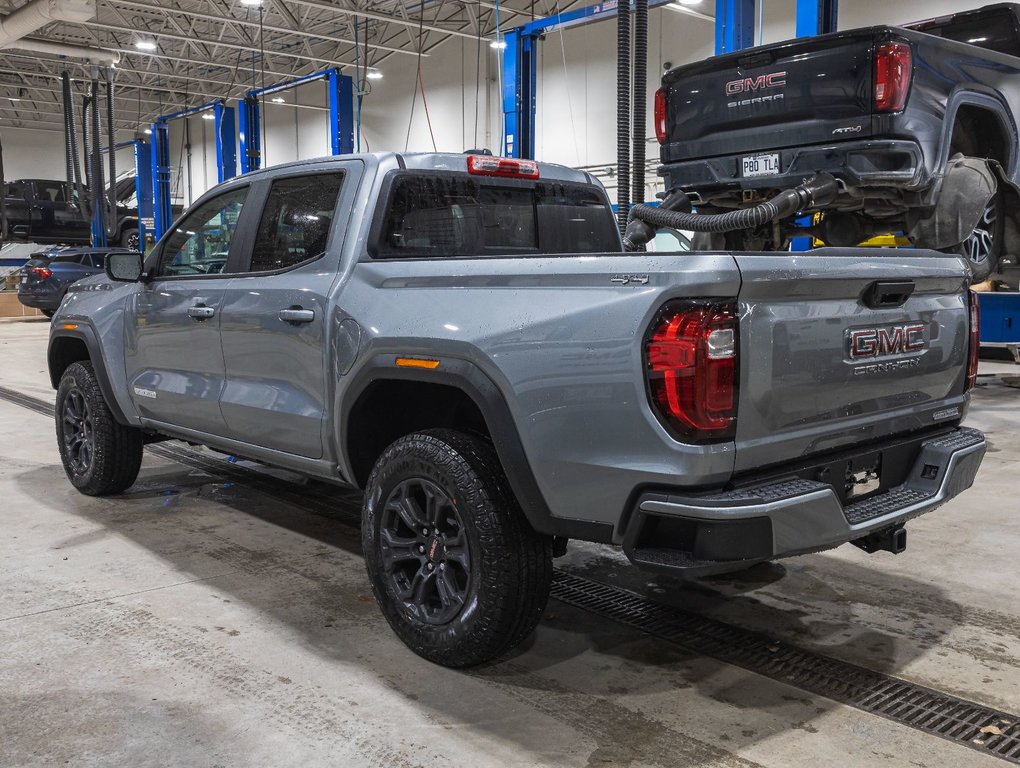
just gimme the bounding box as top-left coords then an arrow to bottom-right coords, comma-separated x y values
4,384 -> 1019,762
550,570 -> 1020,764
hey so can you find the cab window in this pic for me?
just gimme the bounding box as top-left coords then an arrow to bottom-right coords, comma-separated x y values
157,187 -> 248,277
249,173 -> 344,272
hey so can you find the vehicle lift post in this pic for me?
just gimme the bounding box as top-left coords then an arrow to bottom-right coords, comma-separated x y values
150,100 -> 237,240
101,139 -> 154,252
238,67 -> 354,174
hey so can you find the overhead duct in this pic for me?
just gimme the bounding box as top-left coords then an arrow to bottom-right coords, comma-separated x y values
5,37 -> 119,64
0,0 -> 95,46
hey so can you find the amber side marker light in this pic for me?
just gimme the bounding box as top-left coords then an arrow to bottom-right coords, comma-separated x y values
395,357 -> 440,370
62,323 -> 79,330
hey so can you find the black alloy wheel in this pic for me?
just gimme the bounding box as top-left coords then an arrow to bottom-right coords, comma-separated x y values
378,477 -> 471,626
61,386 -> 95,476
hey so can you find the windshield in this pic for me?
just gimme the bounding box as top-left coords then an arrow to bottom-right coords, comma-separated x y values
372,173 -> 620,258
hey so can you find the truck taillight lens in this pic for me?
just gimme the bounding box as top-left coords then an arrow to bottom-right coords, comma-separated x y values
30,267 -> 52,279
967,292 -> 980,391
467,155 -> 539,179
654,88 -> 667,144
644,301 -> 738,442
874,42 -> 912,112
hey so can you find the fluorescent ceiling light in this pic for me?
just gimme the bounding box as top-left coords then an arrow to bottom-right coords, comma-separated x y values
490,38 -> 507,50
676,0 -> 703,4
271,96 -> 285,103
135,39 -> 157,50
968,37 -> 988,43
144,127 -> 152,134
240,0 -> 262,5
8,96 -> 20,102
366,70 -> 383,80
202,112 -> 215,120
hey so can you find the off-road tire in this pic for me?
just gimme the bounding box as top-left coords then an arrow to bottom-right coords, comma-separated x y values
363,429 -> 553,667
56,361 -> 143,496
120,227 -> 140,252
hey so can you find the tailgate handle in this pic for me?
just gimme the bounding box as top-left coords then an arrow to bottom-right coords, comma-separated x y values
863,280 -> 915,309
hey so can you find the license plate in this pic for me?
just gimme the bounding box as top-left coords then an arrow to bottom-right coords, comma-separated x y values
19,275 -> 26,284
741,153 -> 781,178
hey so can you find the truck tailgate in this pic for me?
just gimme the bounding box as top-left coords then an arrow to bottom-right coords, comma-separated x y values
732,250 -> 970,473
661,31 -> 876,162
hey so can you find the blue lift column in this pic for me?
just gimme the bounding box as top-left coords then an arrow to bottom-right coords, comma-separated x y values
715,0 -> 756,54
238,68 -> 354,173
151,100 -> 237,240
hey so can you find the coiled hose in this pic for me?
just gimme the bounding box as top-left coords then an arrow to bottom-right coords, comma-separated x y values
105,68 -> 117,240
616,0 -> 630,233
0,131 -> 7,241
62,73 -> 87,219
622,173 -> 840,251
632,0 -> 647,209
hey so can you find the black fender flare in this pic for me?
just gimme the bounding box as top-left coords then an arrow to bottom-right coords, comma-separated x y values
340,353 -> 614,543
48,324 -> 130,425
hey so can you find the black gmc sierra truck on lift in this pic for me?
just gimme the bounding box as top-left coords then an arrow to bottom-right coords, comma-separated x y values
651,3 -> 1020,281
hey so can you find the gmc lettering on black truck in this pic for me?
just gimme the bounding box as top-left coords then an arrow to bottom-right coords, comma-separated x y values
654,3 -> 1020,281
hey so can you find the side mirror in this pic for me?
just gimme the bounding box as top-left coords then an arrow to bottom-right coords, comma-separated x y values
106,251 -> 144,282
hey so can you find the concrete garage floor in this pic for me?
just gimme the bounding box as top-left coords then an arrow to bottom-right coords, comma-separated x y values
1,316 -> 1019,768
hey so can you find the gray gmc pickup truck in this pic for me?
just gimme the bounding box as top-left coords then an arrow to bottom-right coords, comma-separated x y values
47,152 -> 986,667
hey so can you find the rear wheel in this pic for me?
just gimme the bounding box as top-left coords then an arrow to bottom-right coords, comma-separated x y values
362,429 -> 552,667
56,361 -> 143,496
943,189 -> 1003,282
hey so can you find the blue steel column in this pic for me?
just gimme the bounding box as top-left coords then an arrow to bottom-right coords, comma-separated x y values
715,0 -> 756,54
327,70 -> 355,154
238,96 -> 261,173
214,102 -> 237,182
502,29 -> 537,159
151,120 -> 172,241
133,140 -> 154,251
796,0 -> 837,37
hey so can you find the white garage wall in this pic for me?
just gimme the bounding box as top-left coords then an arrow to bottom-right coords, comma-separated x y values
0,0 -> 1004,206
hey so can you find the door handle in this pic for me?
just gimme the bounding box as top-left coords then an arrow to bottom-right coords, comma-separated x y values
188,305 -> 216,320
278,307 -> 315,324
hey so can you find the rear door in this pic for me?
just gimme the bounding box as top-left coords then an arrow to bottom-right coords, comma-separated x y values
124,185 -> 253,435
31,181 -> 88,243
661,31 -> 876,161
219,163 -> 360,458
731,251 -> 970,473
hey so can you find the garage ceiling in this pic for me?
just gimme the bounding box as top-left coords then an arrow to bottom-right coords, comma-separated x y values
0,0 -> 605,133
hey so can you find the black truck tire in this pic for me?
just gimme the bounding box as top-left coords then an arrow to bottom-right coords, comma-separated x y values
120,227 -> 140,252
42,309 -> 55,319
362,429 -> 553,667
56,361 -> 143,496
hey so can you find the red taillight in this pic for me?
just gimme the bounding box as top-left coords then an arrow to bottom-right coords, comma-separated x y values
875,41 -> 912,112
467,155 -> 539,179
645,301 -> 738,441
654,88 -> 667,144
967,292 -> 980,391
30,266 -> 52,279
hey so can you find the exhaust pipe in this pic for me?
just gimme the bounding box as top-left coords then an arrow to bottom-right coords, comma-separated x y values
852,525 -> 907,555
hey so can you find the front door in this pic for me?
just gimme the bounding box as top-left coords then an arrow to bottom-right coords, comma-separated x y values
219,165 -> 357,458
125,184 -> 252,435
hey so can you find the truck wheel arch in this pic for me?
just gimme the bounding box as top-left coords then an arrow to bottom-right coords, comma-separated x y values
340,355 -> 614,543
48,327 -> 130,425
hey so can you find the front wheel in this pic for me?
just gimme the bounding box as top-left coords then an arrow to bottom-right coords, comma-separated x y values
120,227 -> 140,252
56,361 -> 143,496
362,429 -> 553,667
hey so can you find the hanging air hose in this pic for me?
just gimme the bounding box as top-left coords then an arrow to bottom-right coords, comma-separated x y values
622,174 -> 841,251
63,73 -> 88,219
632,0 -> 648,210
105,68 -> 117,240
616,0 -> 631,232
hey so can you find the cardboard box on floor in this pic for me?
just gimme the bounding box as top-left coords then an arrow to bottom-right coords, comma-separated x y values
0,292 -> 43,318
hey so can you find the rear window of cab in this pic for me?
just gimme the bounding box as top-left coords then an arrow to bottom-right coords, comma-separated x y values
369,172 -> 620,258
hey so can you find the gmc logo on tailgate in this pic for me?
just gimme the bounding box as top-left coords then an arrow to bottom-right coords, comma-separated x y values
725,71 -> 787,95
848,324 -> 926,360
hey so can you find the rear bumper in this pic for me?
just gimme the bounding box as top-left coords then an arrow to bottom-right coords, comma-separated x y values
660,139 -> 928,193
17,291 -> 61,311
623,427 -> 985,577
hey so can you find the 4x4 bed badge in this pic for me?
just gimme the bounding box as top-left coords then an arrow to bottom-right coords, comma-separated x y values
611,274 -> 650,285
